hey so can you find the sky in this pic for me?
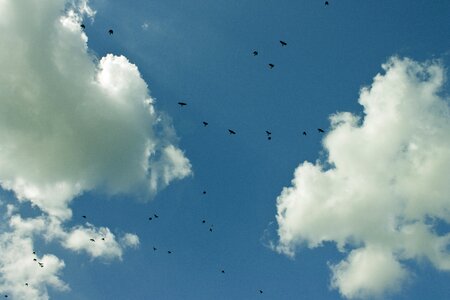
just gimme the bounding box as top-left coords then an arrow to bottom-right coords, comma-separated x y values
0,0 -> 450,299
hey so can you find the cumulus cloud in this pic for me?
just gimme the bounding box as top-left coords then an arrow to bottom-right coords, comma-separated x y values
0,0 -> 191,298
0,0 -> 191,220
275,57 -> 450,299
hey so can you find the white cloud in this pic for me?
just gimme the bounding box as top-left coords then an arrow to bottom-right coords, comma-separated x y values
275,57 -> 450,299
0,0 -> 191,297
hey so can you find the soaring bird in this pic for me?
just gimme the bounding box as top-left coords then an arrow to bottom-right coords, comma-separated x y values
108,29 -> 114,35
178,102 -> 187,106
203,190 -> 207,195
253,50 -> 258,56
265,131 -> 272,135
148,217 -> 153,220
303,131 -> 307,136
325,1 -> 329,6
203,121 -> 208,127
209,227 -> 213,232
25,283 -> 28,286
259,290 -> 263,294
33,258 -> 37,262
318,128 -> 325,133
221,270 -> 225,274
82,215 -> 87,219
90,238 -> 95,242
80,24 -> 85,29
228,129 -> 236,135
38,262 -> 44,268
32,251 -> 36,255
268,64 -> 275,69
153,246 -> 157,251
154,214 -> 159,218
202,220 -> 206,223
167,251 -> 172,254
280,40 -> 287,46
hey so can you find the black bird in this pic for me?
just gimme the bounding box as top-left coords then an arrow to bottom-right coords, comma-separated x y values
325,1 -> 329,6
38,262 -> 44,268
90,238 -> 95,242
108,29 -> 113,35
32,251 -> 36,255
82,215 -> 86,219
209,227 -> 213,232
33,258 -> 37,261
253,50 -> 258,56
259,290 -> 263,294
80,24 -> 85,29
203,190 -> 207,195
303,131 -> 307,136
268,63 -> 275,69
101,237 -> 105,241
202,220 -> 206,223
265,131 -> 272,135
148,217 -> 152,220
154,214 -> 159,218
228,129 -> 236,135
221,270 -> 225,274
178,102 -> 187,106
203,121 -> 208,127
153,247 -> 157,251
167,251 -> 172,254
280,40 -> 287,46
4,295 -> 7,298
318,128 -> 325,133
25,283 -> 28,286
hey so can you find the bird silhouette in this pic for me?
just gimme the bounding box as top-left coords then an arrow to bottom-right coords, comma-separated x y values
318,128 -> 325,133
178,102 -> 187,106
25,283 -> 28,286
280,40 -> 287,46
90,238 -> 95,242
259,290 -> 263,294
38,262 -> 44,268
80,24 -> 85,29
101,237 -> 105,241
203,190 -> 207,195
221,270 -> 225,274
167,251 -> 172,254
209,228 -> 213,232
33,258 -> 37,261
202,220 -> 206,223
228,129 -> 236,135
148,217 -> 152,220
32,251 -> 36,255
303,131 -> 307,136
153,246 -> 157,251
203,121 -> 208,127
265,131 -> 272,135
268,64 -> 275,69
108,29 -> 113,35
253,51 -> 258,56
154,214 -> 159,218
325,1 -> 329,6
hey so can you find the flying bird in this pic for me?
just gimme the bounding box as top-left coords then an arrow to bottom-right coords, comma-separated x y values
33,258 -> 37,261
38,262 -> 44,268
280,40 -> 287,46
265,131 -> 272,135
228,129 -> 236,135
153,247 -> 157,251
317,128 -> 325,133
203,190 -> 207,195
154,214 -> 159,218
203,121 -> 208,127
80,24 -> 85,29
202,220 -> 206,223
148,217 -> 152,221
259,290 -> 263,294
108,29 -> 114,35
325,1 -> 329,6
101,237 -> 105,241
90,238 -> 95,242
168,251 -> 172,254
302,131 -> 307,136
221,270 -> 225,274
268,64 -> 275,69
178,102 -> 187,106
209,227 -> 213,232
25,283 -> 28,286
32,251 -> 36,255
253,50 -> 258,56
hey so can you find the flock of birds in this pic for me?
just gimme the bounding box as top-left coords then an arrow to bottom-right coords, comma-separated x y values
2,3 -> 333,297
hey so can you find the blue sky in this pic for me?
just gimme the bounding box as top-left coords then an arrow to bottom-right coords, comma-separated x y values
1,0 -> 450,299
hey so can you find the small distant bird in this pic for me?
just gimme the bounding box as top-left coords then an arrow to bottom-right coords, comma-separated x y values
25,283 -> 28,286
32,251 -> 36,255
108,29 -> 114,35
253,50 -> 258,56
33,258 -> 37,261
303,131 -> 307,136
228,129 -> 236,135
38,262 -> 44,268
148,217 -> 152,221
101,237 -> 105,241
154,214 -> 159,218
221,270 -> 225,274
153,247 -> 157,251
318,128 -> 325,133
82,215 -> 86,219
202,220 -> 206,223
209,227 -> 213,232
268,64 -> 275,69
259,290 -> 263,294
90,238 -> 95,242
167,251 -> 172,254
178,102 -> 187,106
325,1 -> 329,6
80,24 -> 85,29
4,295 -> 7,298
203,121 -> 208,127
280,40 -> 287,46
266,130 -> 272,135
203,190 -> 207,195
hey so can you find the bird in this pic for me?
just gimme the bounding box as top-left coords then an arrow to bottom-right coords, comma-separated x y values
303,131 -> 307,136
82,215 -> 86,219
203,121 -> 208,127
80,24 -> 85,29
202,220 -> 206,223
268,64 -> 275,69
202,190 -> 207,195
265,130 -> 272,135
108,29 -> 114,35
318,128 -> 325,133
209,227 -> 213,232
221,270 -> 225,274
228,129 -> 236,135
153,246 -> 157,251
253,50 -> 258,56
33,258 -> 37,262
25,283 -> 28,286
178,102 -> 187,106
259,290 -> 263,294
148,217 -> 152,221
38,262 -> 44,268
90,238 -> 95,242
325,1 -> 329,6
167,251 -> 172,254
101,237 -> 105,241
32,251 -> 36,255
154,214 -> 159,218
4,295 -> 7,298
280,40 -> 287,46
